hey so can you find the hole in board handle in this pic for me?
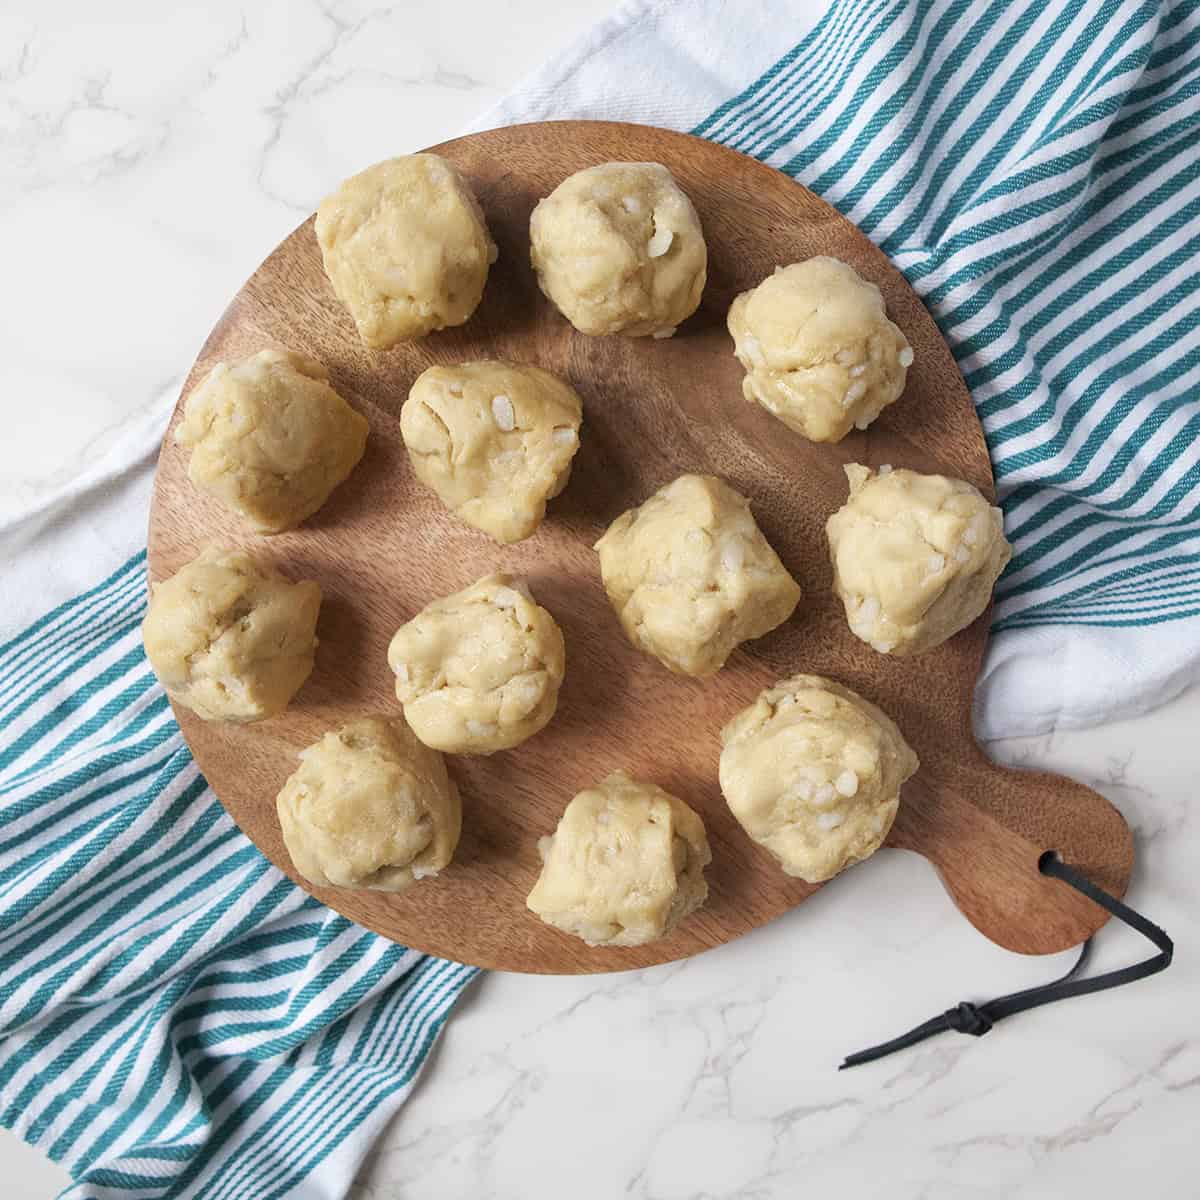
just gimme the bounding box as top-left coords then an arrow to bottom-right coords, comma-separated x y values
1038,849 -> 1062,875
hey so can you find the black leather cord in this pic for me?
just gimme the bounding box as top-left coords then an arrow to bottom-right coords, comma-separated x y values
839,854 -> 1174,1071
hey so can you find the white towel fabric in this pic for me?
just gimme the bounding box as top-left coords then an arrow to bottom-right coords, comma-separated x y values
4,1 -> 1199,1196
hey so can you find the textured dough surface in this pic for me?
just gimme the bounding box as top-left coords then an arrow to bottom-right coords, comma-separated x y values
728,257 -> 912,443
401,360 -> 583,543
827,464 -> 1012,657
527,770 -> 711,947
174,349 -> 368,534
142,545 -> 321,723
595,474 -> 801,676
387,573 -> 565,754
276,717 -> 461,893
315,154 -> 496,347
720,674 -> 918,883
530,162 -> 706,337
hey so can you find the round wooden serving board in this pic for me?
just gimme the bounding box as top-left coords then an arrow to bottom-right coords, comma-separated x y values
149,121 -> 1133,974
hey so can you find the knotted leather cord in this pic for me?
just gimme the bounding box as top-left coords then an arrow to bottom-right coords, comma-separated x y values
840,854 -> 1174,1070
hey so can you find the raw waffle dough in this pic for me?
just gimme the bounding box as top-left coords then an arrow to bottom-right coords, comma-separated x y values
530,162 -> 706,337
277,717 -> 461,893
595,473 -> 801,676
316,153 -> 496,347
174,349 -> 367,534
720,674 -> 919,883
387,573 -> 565,755
728,256 -> 912,443
826,464 -> 1012,656
401,360 -> 583,544
527,770 -> 711,947
142,545 -> 321,723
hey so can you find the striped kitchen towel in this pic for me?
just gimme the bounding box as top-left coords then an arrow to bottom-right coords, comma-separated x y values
475,0 -> 1200,737
0,405 -> 478,1199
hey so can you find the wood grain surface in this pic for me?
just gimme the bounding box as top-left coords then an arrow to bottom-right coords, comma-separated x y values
148,121 -> 1134,973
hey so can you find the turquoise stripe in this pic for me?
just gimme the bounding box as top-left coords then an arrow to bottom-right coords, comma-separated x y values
900,0 -> 1096,239
1009,405 -> 1200,543
174,932 -> 380,1058
997,602 -> 1200,630
761,0 -> 915,168
75,843 -> 268,1000
1000,504 -> 1197,593
0,551 -> 143,667
0,728 -> 178,860
692,0 -> 847,139
1093,565 -> 1200,596
926,117 -> 1198,337
130,1071 -> 203,1164
853,0 -> 1040,237
24,969 -> 195,1152
1024,567 -> 1200,608
808,0 -> 978,205
192,956 -> 459,1200
992,303 -> 1199,472
0,989 -> 148,1126
227,961 -> 473,1200
913,98 -> 1197,306
1004,521 -> 1200,602
0,627 -> 150,773
0,768 -> 210,994
0,652 -> 157,777
1001,524 -> 1200,602
1042,591 -> 1200,616
0,571 -> 145,715
907,110 -> 1197,308
70,877 -> 299,1175
0,687 -> 170,807
1035,2 -> 1159,142
255,973 -> 473,1200
926,0 -> 1135,241
0,710 -> 176,861
970,183 -> 1200,410
731,0 -> 898,157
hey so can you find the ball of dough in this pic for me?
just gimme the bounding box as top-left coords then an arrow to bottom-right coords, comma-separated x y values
142,545 -> 321,722
826,464 -> 1012,657
595,474 -> 801,677
529,162 -> 706,337
720,674 -> 918,883
387,573 -> 565,755
276,717 -> 461,893
727,257 -> 912,443
315,154 -> 497,348
174,349 -> 368,534
401,360 -> 583,543
526,770 -> 711,947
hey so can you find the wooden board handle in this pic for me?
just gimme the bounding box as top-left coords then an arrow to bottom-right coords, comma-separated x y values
889,753 -> 1135,955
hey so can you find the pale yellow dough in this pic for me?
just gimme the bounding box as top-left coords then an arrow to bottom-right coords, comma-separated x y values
720,674 -> 918,883
401,360 -> 583,543
529,162 -> 706,337
526,770 -> 711,947
387,573 -> 565,755
594,474 -> 801,677
727,257 -> 912,443
276,717 -> 461,893
826,464 -> 1012,657
174,349 -> 368,534
315,154 -> 497,348
142,545 -> 321,723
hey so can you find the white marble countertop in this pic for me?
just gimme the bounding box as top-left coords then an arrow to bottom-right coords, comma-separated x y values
2,2 -> 1196,1196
